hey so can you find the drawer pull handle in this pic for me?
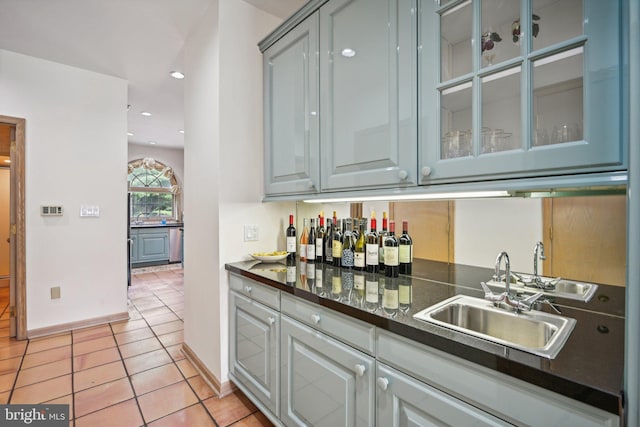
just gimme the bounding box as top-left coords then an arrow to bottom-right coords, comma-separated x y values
398,169 -> 408,180
244,286 -> 252,293
354,364 -> 366,377
267,316 -> 275,325
311,314 -> 321,324
421,166 -> 432,177
377,377 -> 389,391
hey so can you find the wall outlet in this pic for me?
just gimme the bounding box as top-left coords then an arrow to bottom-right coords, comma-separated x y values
50,286 -> 61,299
244,224 -> 259,242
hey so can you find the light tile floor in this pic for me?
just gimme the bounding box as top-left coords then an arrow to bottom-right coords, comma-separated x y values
0,267 -> 273,426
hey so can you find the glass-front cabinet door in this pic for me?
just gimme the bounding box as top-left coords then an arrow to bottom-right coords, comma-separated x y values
320,0 -> 418,192
264,13 -> 320,196
419,0 -> 625,184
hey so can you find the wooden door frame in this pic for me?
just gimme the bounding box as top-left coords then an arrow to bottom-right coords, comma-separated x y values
0,115 -> 26,340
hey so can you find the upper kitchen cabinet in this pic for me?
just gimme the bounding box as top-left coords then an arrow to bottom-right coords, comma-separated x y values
320,0 -> 418,192
263,12 -> 320,196
419,0 -> 626,184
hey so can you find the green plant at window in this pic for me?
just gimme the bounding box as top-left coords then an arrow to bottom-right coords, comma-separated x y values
128,158 -> 180,221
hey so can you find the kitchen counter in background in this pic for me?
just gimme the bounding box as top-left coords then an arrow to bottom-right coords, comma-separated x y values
130,222 -> 184,229
225,258 -> 624,416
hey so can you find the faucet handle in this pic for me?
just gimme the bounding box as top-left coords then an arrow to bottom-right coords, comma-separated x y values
480,282 -> 505,303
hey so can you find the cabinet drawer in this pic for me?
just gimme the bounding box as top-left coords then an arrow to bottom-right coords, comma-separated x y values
229,274 -> 280,310
377,330 -> 619,427
281,293 -> 375,355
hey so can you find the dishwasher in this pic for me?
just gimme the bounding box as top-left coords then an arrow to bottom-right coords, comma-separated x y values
169,227 -> 183,263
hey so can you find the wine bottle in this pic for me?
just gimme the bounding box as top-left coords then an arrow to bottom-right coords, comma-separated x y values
331,265 -> 342,301
382,276 -> 399,318
306,259 -> 315,291
352,218 -> 360,240
366,212 -> 379,273
341,218 -> 355,269
352,270 -> 365,307
316,213 -> 325,263
286,256 -> 296,286
299,218 -> 309,261
307,218 -> 316,262
286,214 -> 296,261
399,220 -> 413,274
384,220 -> 399,278
364,273 -> 380,313
354,218 -> 366,271
325,219 -> 334,264
332,219 -> 343,267
399,276 -> 412,312
378,212 -> 388,270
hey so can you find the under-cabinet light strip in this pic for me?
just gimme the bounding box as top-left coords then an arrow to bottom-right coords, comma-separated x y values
303,190 -> 511,204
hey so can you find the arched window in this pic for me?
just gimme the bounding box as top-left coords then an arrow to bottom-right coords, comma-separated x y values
128,158 -> 180,221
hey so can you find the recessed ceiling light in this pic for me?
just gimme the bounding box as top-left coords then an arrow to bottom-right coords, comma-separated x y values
170,71 -> 185,79
149,141 -> 157,145
179,130 -> 185,134
141,111 -> 152,117
127,132 -> 134,136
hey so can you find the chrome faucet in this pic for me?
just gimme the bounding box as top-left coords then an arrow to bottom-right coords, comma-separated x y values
481,251 -> 544,313
533,241 -> 546,284
135,212 -> 148,224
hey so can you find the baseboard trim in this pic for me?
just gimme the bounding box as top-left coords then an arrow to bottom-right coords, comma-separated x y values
181,343 -> 236,398
27,311 -> 130,339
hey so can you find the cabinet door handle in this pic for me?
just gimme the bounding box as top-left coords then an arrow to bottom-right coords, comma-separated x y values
244,286 -> 252,293
311,313 -> 321,324
421,166 -> 432,177
354,364 -> 366,377
377,377 -> 389,391
398,169 -> 408,180
308,181 -> 315,189
267,316 -> 275,325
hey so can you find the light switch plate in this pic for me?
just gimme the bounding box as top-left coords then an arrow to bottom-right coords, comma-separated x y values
244,224 -> 259,241
51,286 -> 61,299
80,205 -> 100,217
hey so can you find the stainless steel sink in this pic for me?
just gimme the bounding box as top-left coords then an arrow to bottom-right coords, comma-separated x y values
487,274 -> 598,302
413,295 -> 576,359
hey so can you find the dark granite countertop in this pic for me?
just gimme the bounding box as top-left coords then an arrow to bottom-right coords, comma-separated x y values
225,258 -> 624,416
130,222 -> 184,229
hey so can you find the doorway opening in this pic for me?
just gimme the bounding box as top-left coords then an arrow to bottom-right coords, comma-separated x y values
0,116 -> 26,340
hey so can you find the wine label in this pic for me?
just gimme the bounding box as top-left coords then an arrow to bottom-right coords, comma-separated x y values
354,252 -> 365,268
379,246 -> 385,263
342,249 -> 354,267
366,244 -> 379,266
354,273 -> 365,289
300,243 -> 307,259
332,276 -> 342,294
382,288 -> 399,309
316,238 -> 323,257
365,280 -> 379,303
307,243 -> 316,259
286,236 -> 296,253
399,284 -> 412,304
399,245 -> 413,263
332,241 -> 342,258
384,247 -> 399,267
316,268 -> 323,284
286,266 -> 296,283
307,263 -> 315,279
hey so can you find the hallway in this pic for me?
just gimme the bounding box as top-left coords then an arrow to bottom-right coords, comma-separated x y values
0,267 -> 272,426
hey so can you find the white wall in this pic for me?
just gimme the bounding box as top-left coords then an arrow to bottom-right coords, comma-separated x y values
455,198 -> 543,272
0,49 -> 128,331
184,0 -> 287,384
128,143 -> 185,217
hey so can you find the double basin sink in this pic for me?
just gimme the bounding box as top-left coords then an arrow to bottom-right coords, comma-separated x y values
413,295 -> 576,359
485,273 -> 598,303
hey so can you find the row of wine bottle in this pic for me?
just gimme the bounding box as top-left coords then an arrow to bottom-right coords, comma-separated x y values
286,211 -> 413,278
292,261 -> 412,318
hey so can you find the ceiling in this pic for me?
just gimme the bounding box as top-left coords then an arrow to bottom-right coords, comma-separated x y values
0,0 -> 305,149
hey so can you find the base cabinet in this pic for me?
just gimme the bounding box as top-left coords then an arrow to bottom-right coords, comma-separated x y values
229,291 -> 280,417
376,362 -> 510,427
280,315 -> 375,427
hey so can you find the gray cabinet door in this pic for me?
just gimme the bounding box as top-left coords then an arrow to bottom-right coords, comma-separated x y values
419,0 -> 625,184
320,0 -> 418,192
129,230 -> 138,263
264,12 -> 320,196
280,315 -> 374,427
137,230 -> 169,262
376,363 -> 511,427
230,291 -> 280,416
